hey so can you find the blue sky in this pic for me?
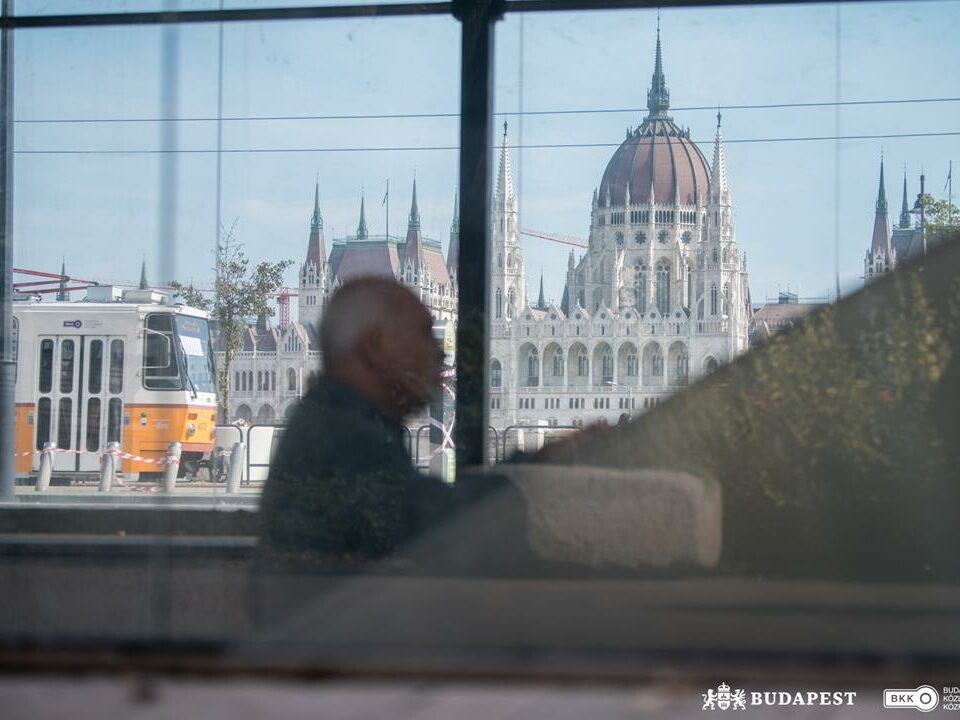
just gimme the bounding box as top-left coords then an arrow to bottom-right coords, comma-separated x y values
11,1 -> 960,311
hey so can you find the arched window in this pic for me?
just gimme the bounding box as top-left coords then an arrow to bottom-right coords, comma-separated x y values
553,350 -> 563,377
527,351 -> 538,384
652,349 -> 663,377
287,367 -> 297,392
677,350 -> 689,378
712,247 -> 719,264
705,357 -> 719,374
257,371 -> 263,391
601,352 -> 613,381
710,283 -> 718,316
576,348 -> 588,376
271,371 -> 276,391
496,288 -> 503,319
655,260 -> 670,315
634,265 -> 647,313
234,371 -> 240,392
491,359 -> 502,388
507,288 -> 515,319
627,351 -> 638,377
723,282 -> 731,316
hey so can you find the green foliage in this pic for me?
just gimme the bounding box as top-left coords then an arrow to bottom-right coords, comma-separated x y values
170,223 -> 292,420
920,193 -> 960,246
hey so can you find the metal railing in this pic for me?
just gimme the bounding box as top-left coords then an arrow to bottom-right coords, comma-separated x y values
500,423 -> 580,461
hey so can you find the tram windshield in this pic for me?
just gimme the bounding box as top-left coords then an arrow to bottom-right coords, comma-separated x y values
174,315 -> 217,395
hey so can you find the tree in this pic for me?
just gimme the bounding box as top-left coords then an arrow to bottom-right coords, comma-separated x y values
919,194 -> 960,246
171,223 -> 292,421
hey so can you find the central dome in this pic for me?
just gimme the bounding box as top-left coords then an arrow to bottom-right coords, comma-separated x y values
597,27 -> 711,208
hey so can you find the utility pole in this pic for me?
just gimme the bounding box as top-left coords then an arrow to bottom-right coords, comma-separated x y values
0,0 -> 14,501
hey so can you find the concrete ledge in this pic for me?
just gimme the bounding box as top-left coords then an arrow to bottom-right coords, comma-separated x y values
498,465 -> 721,569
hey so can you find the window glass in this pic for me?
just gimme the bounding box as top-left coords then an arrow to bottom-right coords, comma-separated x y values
108,340 -> 124,394
88,339 -> 103,394
86,397 -> 101,452
143,314 -> 181,390
38,339 -> 54,394
56,397 -> 73,450
106,398 -> 122,444
58,339 -> 75,394
35,397 -> 51,451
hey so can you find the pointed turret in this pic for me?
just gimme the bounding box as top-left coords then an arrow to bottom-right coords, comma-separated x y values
139,256 -> 149,290
645,19 -> 671,118
356,192 -> 368,240
560,281 -> 570,317
403,178 -> 425,270
870,156 -> 892,258
447,191 -> 459,275
305,177 -> 327,267
710,110 -> 729,202
536,270 -> 546,311
56,259 -> 68,301
899,169 -> 911,229
495,121 -> 516,208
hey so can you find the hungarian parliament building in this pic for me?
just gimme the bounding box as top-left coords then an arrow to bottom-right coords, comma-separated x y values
217,28 -> 754,433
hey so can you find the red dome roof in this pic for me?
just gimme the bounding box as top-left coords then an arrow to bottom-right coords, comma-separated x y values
599,117 -> 711,207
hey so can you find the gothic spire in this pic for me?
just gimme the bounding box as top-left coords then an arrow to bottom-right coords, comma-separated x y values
646,19 -> 670,118
306,177 -> 326,266
56,259 -> 68,301
899,168 -> 911,229
536,270 -> 546,311
408,177 -> 420,230
876,155 -> 888,213
357,191 -> 368,240
447,191 -> 459,275
711,110 -> 729,201
496,121 -> 516,206
139,256 -> 149,290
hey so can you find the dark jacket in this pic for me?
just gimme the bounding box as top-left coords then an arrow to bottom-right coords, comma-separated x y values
259,376 -> 455,563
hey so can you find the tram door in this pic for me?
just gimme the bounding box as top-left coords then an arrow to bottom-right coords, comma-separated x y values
35,335 -> 124,473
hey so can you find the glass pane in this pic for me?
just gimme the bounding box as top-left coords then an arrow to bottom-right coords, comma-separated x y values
109,340 -> 124,394
86,397 -> 101,452
88,339 -> 103,394
57,397 -> 73,450
144,314 -> 181,390
35,397 -> 51,451
37,339 -> 53,394
106,397 -> 122,444
58,339 -> 74,394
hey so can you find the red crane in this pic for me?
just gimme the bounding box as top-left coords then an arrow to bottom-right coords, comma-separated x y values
519,228 -> 588,249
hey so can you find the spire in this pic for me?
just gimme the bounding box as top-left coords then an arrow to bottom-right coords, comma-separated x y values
356,191 -> 368,240
646,18 -> 670,118
305,178 -> 327,266
560,281 -> 570,317
876,155 -> 888,213
496,121 -> 516,206
536,270 -> 546,310
139,256 -> 149,290
408,177 -> 420,230
899,168 -> 911,229
311,174 -> 323,231
870,156 -> 892,258
710,110 -> 729,201
447,191 -> 459,274
56,259 -> 68,301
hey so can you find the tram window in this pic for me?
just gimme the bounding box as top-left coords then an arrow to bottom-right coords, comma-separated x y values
35,397 -> 51,451
106,398 -> 122,445
57,398 -> 72,451
88,340 -> 103,395
38,339 -> 53,394
144,314 -> 180,390
59,340 -> 75,394
86,398 -> 101,452
109,340 -> 124,394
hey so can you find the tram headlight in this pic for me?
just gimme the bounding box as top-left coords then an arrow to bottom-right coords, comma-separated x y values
186,422 -> 197,438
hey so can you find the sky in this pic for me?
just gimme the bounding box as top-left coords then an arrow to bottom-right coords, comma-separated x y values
11,0 -> 960,314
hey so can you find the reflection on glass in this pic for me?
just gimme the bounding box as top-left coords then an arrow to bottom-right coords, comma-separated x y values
86,397 -> 101,452
59,339 -> 74,394
38,339 -> 53,394
57,397 -> 72,450
88,339 -> 103,395
109,340 -> 124,394
35,397 -> 51,451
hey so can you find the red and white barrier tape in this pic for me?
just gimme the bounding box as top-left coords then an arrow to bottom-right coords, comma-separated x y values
13,447 -> 179,465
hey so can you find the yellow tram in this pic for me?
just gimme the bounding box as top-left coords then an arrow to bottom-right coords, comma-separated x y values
12,288 -> 218,479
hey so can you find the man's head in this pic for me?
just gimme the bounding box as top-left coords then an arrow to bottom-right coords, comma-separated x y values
320,278 -> 444,418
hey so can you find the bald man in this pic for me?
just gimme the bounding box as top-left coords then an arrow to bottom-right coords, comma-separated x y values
259,278 -> 455,564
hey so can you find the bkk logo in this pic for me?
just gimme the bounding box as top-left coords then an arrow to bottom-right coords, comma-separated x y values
702,684 -> 857,711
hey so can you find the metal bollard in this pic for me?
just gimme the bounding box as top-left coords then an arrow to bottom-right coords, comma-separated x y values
163,441 -> 181,493
226,441 -> 244,494
35,442 -> 56,492
98,441 -> 120,492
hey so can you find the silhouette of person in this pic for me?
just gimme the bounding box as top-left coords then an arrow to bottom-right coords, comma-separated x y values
259,278 -> 454,565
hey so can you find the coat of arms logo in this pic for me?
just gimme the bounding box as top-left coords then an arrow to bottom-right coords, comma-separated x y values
702,683 -> 747,711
